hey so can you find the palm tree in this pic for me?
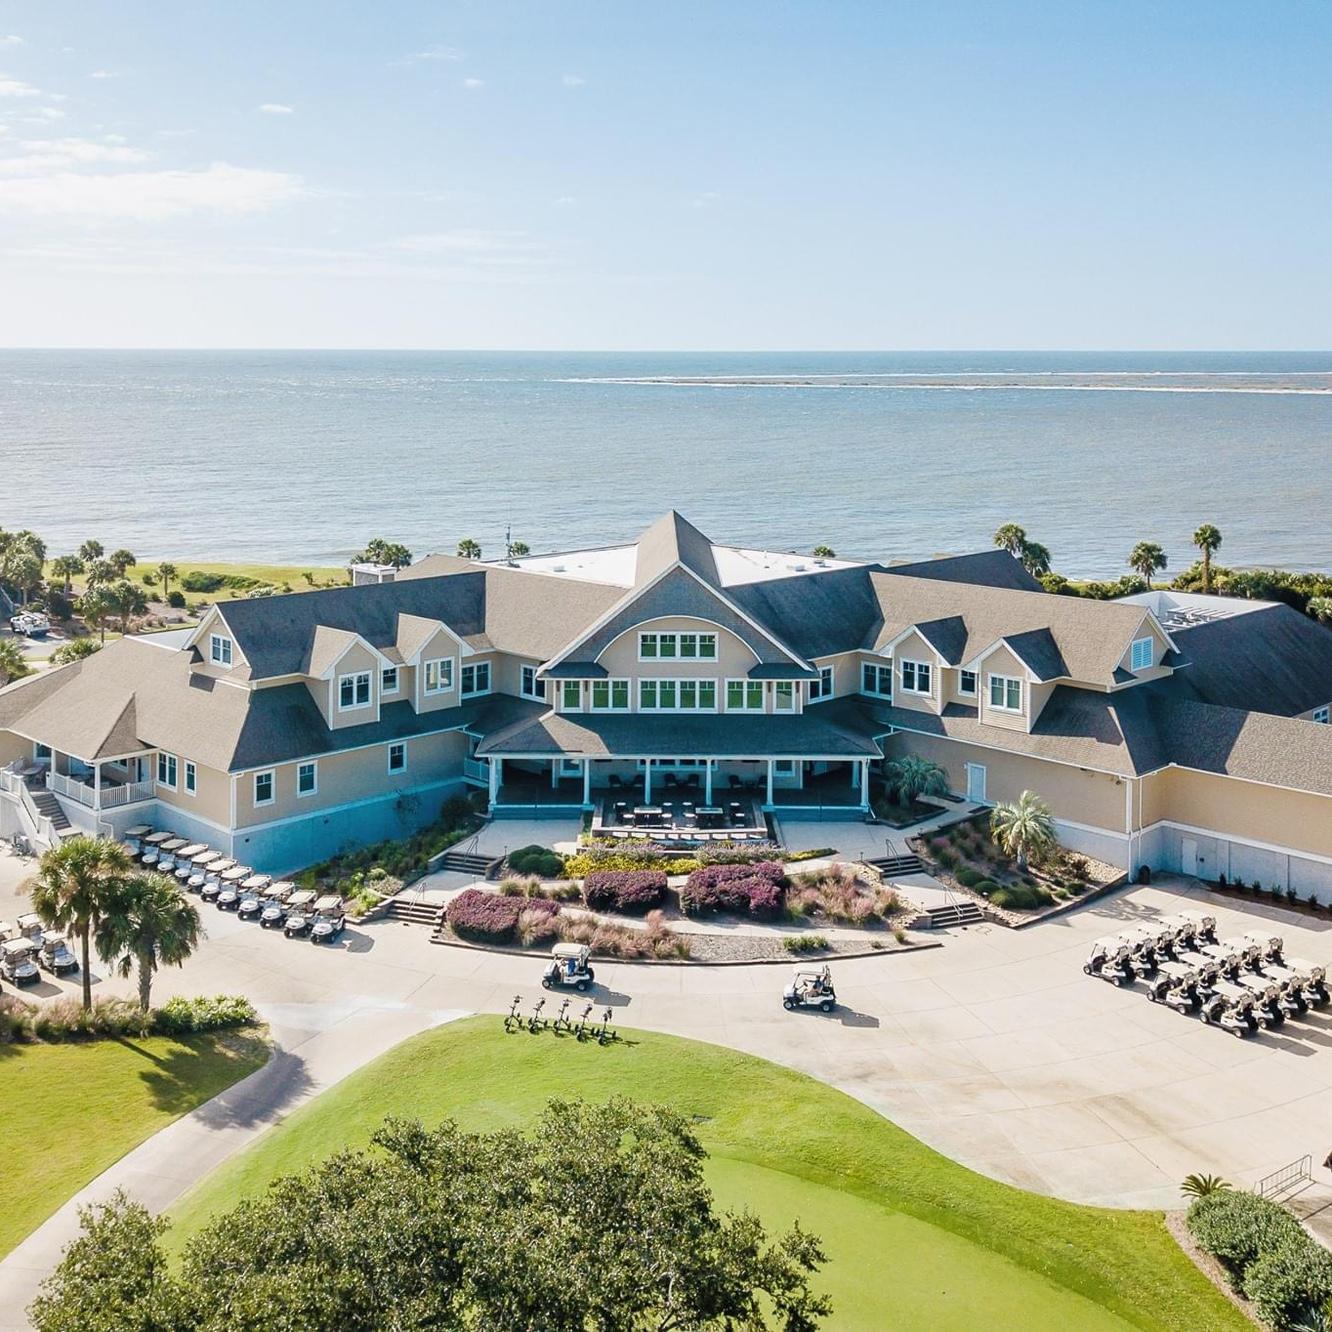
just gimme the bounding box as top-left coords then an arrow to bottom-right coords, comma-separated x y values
2,548 -> 42,604
84,558 -> 116,587
1128,541 -> 1167,589
0,638 -> 30,685
457,538 -> 482,559
1309,597 -> 1332,625
812,544 -> 836,558
155,562 -> 178,602
79,586 -> 115,643
78,538 -> 104,565
1192,524 -> 1222,594
31,836 -> 134,1011
881,754 -> 950,807
1180,1173 -> 1231,1200
993,523 -> 1029,558
50,554 -> 84,596
1019,541 -> 1052,577
108,579 -> 148,631
507,540 -> 530,559
989,790 -> 1056,870
96,873 -> 202,1012
108,549 -> 137,577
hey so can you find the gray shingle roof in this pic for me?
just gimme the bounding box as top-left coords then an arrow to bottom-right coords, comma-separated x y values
882,549 -> 1043,592
633,510 -> 721,587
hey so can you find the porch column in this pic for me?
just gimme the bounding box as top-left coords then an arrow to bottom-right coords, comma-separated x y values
704,758 -> 713,805
644,759 -> 652,805
766,758 -> 774,807
93,762 -> 102,808
859,758 -> 871,810
488,757 -> 502,804
582,759 -> 591,805
551,760 -> 559,789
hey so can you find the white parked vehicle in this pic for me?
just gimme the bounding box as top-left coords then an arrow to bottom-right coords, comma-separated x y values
1083,937 -> 1138,986
542,942 -> 595,992
1144,960 -> 1203,1012
0,939 -> 39,987
1232,973 -> 1286,1028
1199,980 -> 1259,1037
39,932 -> 79,976
310,895 -> 346,944
9,611 -> 50,637
283,890 -> 317,937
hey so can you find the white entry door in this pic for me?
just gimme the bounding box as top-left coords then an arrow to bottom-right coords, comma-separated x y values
1180,837 -> 1198,877
965,762 -> 987,803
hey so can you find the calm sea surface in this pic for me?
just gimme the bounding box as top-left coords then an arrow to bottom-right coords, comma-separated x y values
1,350 -> 1329,578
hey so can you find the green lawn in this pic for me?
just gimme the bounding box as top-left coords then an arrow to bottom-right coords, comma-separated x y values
169,1019 -> 1242,1332
0,1031 -> 269,1259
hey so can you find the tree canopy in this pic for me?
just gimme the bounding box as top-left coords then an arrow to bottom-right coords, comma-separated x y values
353,537 -> 413,569
31,1098 -> 829,1332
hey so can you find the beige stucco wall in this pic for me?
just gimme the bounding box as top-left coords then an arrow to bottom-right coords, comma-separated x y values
888,631 -> 940,715
809,652 -> 865,703
1139,766 -> 1332,860
1116,615 -> 1173,685
596,616 -> 757,680
233,729 -> 468,828
152,753 -> 233,828
324,641 -> 382,731
411,628 -> 461,713
883,730 -> 1127,831
0,729 -> 31,767
977,644 -> 1030,732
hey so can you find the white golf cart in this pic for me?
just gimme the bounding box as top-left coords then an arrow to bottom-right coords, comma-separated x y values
783,964 -> 837,1013
38,931 -> 79,976
1,939 -> 40,987
1199,980 -> 1260,1037
283,889 -> 317,937
542,942 -> 595,991
1083,936 -> 1137,986
310,895 -> 346,944
258,882 -> 296,928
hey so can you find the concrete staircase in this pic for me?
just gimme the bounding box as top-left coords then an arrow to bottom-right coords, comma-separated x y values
384,897 -> 444,928
432,849 -> 493,877
923,900 -> 986,929
28,788 -> 72,835
865,852 -> 925,878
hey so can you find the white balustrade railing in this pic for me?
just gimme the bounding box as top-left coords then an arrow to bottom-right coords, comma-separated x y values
48,771 -> 97,808
463,757 -> 490,783
100,779 -> 155,809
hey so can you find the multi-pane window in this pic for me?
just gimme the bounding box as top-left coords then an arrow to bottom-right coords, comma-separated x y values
1314,706 -> 1330,724
297,761 -> 317,796
726,679 -> 765,711
423,659 -> 452,695
639,631 -> 716,660
461,663 -> 490,696
900,660 -> 932,695
156,752 -> 178,789
958,669 -> 977,695
1130,637 -> 1155,671
774,760 -> 796,775
861,663 -> 893,698
639,679 -> 717,711
387,742 -> 407,773
591,679 -> 630,710
988,675 -> 1022,711
184,761 -> 197,795
773,682 -> 796,712
339,671 -> 371,710
381,667 -> 399,695
562,680 -> 582,710
520,665 -> 546,700
808,666 -> 835,702
254,771 -> 274,806
209,634 -> 233,666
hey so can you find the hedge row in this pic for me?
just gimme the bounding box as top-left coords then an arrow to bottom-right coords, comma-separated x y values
681,861 -> 786,918
582,870 -> 668,914
445,889 -> 559,943
1187,1191 -> 1332,1330
0,993 -> 258,1044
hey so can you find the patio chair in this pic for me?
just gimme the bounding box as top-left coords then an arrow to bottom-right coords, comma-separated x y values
728,775 -> 743,790
664,773 -> 679,790
608,774 -> 624,790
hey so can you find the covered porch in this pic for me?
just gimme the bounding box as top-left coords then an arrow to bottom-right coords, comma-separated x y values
2,746 -> 156,813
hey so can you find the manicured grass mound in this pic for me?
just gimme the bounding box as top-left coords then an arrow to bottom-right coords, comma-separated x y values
168,1019 -> 1245,1332
0,1030 -> 268,1259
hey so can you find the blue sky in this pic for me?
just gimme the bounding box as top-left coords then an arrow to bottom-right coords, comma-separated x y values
0,2 -> 1328,349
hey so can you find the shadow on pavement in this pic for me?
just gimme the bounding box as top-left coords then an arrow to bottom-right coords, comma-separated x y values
190,1043 -> 313,1129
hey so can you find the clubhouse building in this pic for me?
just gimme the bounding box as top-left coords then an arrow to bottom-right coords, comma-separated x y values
3,512 -> 1331,893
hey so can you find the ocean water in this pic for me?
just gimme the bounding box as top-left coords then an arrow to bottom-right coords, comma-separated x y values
0,350 -> 1329,578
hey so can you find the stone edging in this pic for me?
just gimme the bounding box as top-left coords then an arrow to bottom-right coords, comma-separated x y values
427,933 -> 943,967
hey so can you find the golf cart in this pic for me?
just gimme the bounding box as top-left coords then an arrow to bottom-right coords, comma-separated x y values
310,895 -> 346,944
783,963 -> 837,1013
283,890 -> 317,937
1261,956 -> 1329,1011
0,939 -> 39,988
1119,924 -> 1167,974
1144,960 -> 1203,1012
1240,931 -> 1284,967
239,878 -> 287,922
542,942 -> 595,991
38,931 -> 79,976
258,882 -> 296,928
216,867 -> 254,911
1232,972 -> 1287,1028
1199,981 -> 1260,1037
1083,936 -> 1137,986
16,913 -> 44,947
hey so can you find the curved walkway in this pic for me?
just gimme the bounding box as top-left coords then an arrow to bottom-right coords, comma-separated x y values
5,869 -> 1332,1327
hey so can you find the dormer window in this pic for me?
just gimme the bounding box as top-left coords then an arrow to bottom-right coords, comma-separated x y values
1314,706 -> 1330,724
988,674 -> 1022,712
210,634 -> 233,667
900,660 -> 932,695
381,667 -> 399,695
958,669 -> 977,696
1130,637 -> 1155,671
861,663 -> 893,698
423,659 -> 453,695
338,671 -> 372,710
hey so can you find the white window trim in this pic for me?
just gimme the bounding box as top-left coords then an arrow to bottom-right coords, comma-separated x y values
772,681 -> 797,712
381,666 -> 399,696
861,661 -> 893,699
460,663 -> 491,698
297,760 -> 318,798
561,680 -> 583,712
253,769 -> 275,807
808,665 -> 835,704
589,678 -> 631,712
183,760 -> 197,796
338,671 -> 373,712
724,678 -> 765,712
639,678 -> 718,713
1314,706 -> 1330,724
156,751 -> 178,791
560,757 -> 583,776
987,673 -> 1023,713
900,659 -> 933,696
520,665 -> 546,701
958,669 -> 978,696
1130,637 -> 1155,672
387,742 -> 407,774
209,634 -> 233,667
422,658 -> 453,696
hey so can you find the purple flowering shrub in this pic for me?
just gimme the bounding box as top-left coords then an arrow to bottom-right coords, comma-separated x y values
583,870 -> 668,914
681,861 -> 785,917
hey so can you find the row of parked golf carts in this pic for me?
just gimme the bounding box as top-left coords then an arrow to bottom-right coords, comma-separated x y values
0,913 -> 79,990
1084,910 -> 1328,1038
122,827 -> 346,944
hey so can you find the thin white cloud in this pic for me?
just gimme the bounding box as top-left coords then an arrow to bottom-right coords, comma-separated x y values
258,102 -> 293,115
402,44 -> 462,63
561,74 -> 585,87
390,229 -> 542,255
0,162 -> 306,220
0,35 -> 23,48
0,75 -> 41,97
89,69 -> 119,79
461,77 -> 485,90
0,136 -> 151,176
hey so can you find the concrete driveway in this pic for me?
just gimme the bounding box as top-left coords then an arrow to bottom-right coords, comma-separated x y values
5,844 -> 1332,1323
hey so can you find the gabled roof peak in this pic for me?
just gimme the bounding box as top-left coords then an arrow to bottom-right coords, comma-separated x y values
633,510 -> 720,588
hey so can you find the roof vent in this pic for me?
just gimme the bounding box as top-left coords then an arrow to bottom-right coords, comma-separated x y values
793,563 -> 807,571
553,563 -> 566,572
813,558 -> 827,567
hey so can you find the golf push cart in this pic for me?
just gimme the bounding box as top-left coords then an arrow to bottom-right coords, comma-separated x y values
783,964 -> 837,1013
542,942 -> 595,992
